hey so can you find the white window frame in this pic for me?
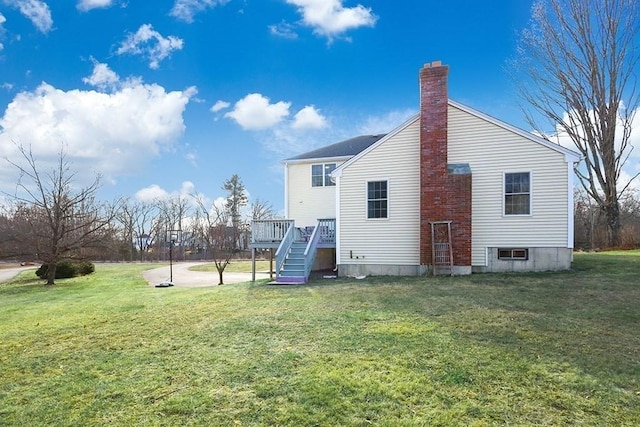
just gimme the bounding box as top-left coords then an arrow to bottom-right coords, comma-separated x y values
498,248 -> 529,260
503,171 -> 532,216
366,179 -> 389,220
311,163 -> 336,187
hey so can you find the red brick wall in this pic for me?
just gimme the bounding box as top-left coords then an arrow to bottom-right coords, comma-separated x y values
419,62 -> 472,267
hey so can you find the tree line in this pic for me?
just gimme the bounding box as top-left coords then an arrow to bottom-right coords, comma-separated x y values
0,146 -> 274,285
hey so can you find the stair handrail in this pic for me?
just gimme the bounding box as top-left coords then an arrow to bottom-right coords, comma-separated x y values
303,222 -> 322,281
275,222 -> 295,276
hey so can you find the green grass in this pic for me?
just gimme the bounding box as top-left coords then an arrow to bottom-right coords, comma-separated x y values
1,253 -> 639,426
189,260 -> 272,273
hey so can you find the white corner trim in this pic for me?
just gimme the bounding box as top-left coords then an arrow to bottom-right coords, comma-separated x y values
284,163 -> 289,219
335,176 -> 341,265
567,163 -> 575,249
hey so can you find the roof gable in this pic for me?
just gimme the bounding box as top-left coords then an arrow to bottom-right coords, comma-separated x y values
332,100 -> 581,177
332,114 -> 419,177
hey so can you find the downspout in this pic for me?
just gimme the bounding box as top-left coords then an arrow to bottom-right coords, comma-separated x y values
566,156 -> 575,250
333,170 -> 342,274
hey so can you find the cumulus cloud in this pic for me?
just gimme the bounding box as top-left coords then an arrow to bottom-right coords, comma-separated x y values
225,93 -> 291,130
170,0 -> 230,23
285,0 -> 376,40
292,105 -> 327,130
82,60 -> 120,90
135,181 -> 196,203
0,65 -> 196,190
6,0 -> 53,33
76,0 -> 114,11
135,184 -> 170,202
117,24 -> 184,69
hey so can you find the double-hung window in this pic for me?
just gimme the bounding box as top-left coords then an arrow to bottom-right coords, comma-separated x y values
311,163 -> 336,187
367,180 -> 388,219
504,172 -> 530,215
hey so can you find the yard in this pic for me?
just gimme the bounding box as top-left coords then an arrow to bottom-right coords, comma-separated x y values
0,252 -> 638,426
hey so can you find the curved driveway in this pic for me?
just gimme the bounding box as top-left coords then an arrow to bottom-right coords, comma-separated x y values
0,266 -> 36,283
143,262 -> 271,287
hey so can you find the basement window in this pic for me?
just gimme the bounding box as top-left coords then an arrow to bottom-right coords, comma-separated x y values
498,248 -> 529,260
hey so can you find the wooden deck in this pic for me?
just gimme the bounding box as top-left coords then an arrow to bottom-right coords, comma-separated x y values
251,219 -> 336,249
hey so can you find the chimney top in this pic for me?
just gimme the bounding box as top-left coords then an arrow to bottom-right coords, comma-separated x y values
424,60 -> 443,68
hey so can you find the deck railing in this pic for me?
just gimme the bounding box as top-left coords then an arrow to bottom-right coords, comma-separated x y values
275,223 -> 295,275
303,225 -> 322,280
251,219 -> 295,244
317,218 -> 336,245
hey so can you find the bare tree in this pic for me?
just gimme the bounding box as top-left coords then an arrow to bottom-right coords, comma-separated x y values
157,195 -> 190,261
249,197 -> 275,222
192,195 -> 239,285
116,198 -> 161,261
512,0 -> 639,247
3,144 -> 117,285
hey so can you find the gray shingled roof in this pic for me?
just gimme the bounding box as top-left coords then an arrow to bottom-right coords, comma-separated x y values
285,134 -> 386,161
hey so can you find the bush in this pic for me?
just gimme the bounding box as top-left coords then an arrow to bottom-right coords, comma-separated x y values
36,260 -> 96,280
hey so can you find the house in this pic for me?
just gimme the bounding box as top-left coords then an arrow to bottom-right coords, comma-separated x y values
251,61 -> 581,283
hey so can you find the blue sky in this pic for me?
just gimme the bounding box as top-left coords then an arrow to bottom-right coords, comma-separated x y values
1,0 -> 546,212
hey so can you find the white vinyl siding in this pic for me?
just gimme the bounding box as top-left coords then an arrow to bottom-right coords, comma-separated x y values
338,121 -> 421,266
448,105 -> 571,267
286,161 -> 340,226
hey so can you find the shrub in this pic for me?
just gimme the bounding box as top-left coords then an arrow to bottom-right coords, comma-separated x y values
35,260 -> 96,280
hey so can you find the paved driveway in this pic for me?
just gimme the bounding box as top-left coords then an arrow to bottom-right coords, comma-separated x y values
143,262 -> 271,288
0,266 -> 36,284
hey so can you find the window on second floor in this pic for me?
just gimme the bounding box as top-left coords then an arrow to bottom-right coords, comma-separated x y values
504,172 -> 531,215
311,163 -> 336,187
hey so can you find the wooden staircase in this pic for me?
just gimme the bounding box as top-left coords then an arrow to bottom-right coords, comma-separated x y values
277,241 -> 308,284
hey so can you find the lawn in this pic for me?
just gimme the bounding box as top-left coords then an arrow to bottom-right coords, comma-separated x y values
189,259 -> 272,273
0,252 -> 639,426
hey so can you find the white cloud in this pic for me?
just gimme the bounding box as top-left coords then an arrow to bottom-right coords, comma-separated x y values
82,60 -> 120,91
269,21 -> 298,39
170,0 -> 230,23
225,93 -> 291,130
0,71 -> 196,191
210,100 -> 230,113
76,0 -> 113,11
357,108 -> 415,135
292,105 -> 327,130
0,13 -> 5,50
135,184 -> 170,202
117,24 -> 184,69
135,181 -> 196,203
285,0 -> 376,40
8,0 -> 53,33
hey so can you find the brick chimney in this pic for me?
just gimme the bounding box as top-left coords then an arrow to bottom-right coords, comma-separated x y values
419,61 -> 472,273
